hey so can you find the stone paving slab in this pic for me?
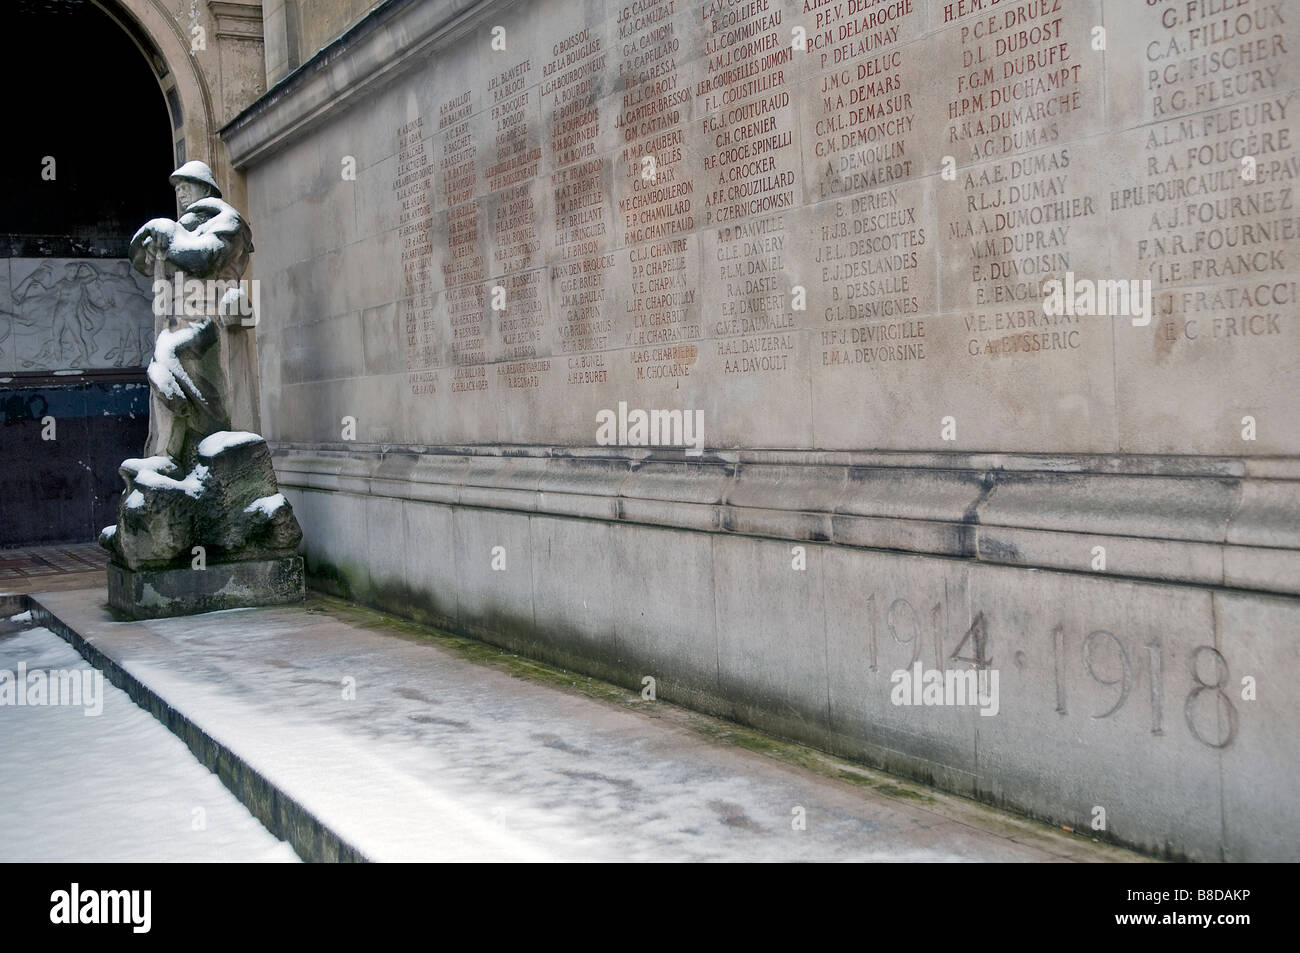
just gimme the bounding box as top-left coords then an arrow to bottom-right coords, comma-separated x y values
27,587 -> 1147,863
1,542 -> 107,594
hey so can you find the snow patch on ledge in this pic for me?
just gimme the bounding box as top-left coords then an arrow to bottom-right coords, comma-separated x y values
121,456 -> 177,476
198,431 -> 264,458
244,493 -> 286,518
132,464 -> 209,499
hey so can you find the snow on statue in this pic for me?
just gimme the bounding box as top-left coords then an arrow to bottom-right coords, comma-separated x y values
129,160 -> 256,457
101,161 -> 304,616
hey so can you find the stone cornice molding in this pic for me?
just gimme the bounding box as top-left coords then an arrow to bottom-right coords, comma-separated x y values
222,0 -> 522,167
270,445 -> 1300,597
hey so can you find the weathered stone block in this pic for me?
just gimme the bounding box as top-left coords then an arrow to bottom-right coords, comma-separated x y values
108,556 -> 305,619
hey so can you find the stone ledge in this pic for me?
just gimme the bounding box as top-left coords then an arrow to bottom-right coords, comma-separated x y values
271,446 -> 1300,596
222,0 -> 523,168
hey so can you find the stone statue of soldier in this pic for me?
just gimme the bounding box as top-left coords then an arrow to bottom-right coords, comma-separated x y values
129,160 -> 258,462
102,160 -> 303,618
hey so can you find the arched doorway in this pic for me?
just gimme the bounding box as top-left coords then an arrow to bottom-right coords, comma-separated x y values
0,0 -> 179,545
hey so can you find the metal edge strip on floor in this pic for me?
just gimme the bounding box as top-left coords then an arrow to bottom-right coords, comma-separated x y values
20,592 -> 368,864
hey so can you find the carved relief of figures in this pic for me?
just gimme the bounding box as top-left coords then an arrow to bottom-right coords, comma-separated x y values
100,261 -> 156,367
0,258 -> 154,371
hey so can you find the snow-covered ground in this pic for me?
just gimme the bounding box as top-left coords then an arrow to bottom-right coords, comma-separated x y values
0,626 -> 298,862
17,590 -> 1135,863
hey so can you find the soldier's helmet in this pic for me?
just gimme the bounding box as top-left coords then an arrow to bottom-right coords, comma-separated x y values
169,160 -> 222,199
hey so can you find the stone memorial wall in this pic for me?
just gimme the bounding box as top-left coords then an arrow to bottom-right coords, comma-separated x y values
224,0 -> 1300,860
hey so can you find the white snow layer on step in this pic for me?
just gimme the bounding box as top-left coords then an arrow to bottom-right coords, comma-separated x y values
120,663 -> 562,862
0,628 -> 298,862
113,608 -> 980,863
197,431 -> 263,457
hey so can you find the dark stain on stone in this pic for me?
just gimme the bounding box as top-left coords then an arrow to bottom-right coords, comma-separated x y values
962,471 -> 997,525
708,799 -> 764,832
719,508 -> 737,533
408,713 -> 470,728
559,769 -> 638,794
291,676 -> 340,688
978,535 -> 1021,561
531,732 -> 590,756
396,686 -> 435,703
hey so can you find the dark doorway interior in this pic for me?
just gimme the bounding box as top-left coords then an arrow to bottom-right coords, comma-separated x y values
1,0 -> 175,546
0,381 -> 150,546
1,0 -> 175,256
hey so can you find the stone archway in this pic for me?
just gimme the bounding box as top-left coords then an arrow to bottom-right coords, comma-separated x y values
0,0 -> 264,546
90,0 -> 266,210
92,0 -> 218,196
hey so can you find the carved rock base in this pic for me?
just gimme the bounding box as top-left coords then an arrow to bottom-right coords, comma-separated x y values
108,556 -> 305,620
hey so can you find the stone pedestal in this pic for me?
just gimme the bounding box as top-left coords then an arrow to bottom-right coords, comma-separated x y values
107,556 -> 304,619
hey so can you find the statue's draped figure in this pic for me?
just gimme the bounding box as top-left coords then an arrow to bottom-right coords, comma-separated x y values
128,161 -> 257,464
102,161 -> 301,579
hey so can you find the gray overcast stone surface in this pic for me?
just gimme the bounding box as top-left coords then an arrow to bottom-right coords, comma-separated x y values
222,0 -> 1300,859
